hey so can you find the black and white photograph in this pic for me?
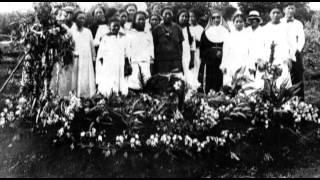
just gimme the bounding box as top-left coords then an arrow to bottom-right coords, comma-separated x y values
0,1 -> 320,178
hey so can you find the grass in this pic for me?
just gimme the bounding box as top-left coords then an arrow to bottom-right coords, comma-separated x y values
0,58 -> 320,177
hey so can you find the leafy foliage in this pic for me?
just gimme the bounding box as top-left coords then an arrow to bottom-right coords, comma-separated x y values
1,2 -> 320,169
238,2 -> 313,25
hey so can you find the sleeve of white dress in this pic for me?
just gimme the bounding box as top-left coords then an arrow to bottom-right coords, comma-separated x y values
89,30 -> 96,61
221,36 -> 230,70
260,26 -> 270,63
191,33 -> 196,51
96,37 -> 107,61
124,35 -> 131,61
148,32 -> 154,63
93,26 -> 102,47
297,21 -> 305,52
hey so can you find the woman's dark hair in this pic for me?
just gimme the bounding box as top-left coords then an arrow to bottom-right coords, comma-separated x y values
232,13 -> 245,22
108,16 -> 120,25
91,5 -> 106,17
176,8 -> 188,24
177,8 -> 193,46
105,7 -> 118,22
131,11 -> 148,30
73,9 -> 85,22
160,6 -> 174,17
124,3 -> 138,11
149,13 -> 161,22
119,8 -> 128,16
189,8 -> 200,21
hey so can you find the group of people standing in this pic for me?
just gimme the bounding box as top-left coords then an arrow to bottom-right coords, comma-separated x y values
50,3 -> 305,100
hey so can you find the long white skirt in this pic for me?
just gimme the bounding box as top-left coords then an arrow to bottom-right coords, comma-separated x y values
127,62 -> 151,90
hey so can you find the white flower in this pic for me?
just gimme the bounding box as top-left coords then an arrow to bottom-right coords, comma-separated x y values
173,81 -> 182,90
18,97 -> 27,105
98,135 -> 103,142
80,131 -> 85,137
146,139 -> 151,146
116,135 -> 124,145
105,150 -> 111,157
57,128 -> 64,137
160,135 -> 167,143
130,137 -> 135,144
3,108 -> 8,113
201,142 -> 205,148
282,103 -> 291,111
5,99 -> 11,105
192,138 -> 199,144
7,111 -> 15,122
135,140 -> 141,146
134,134 -> 139,139
91,128 -> 96,137
0,117 -> 5,126
0,112 -> 5,117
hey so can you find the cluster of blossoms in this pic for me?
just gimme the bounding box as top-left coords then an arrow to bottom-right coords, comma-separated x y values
194,99 -> 219,130
173,80 -> 183,91
80,127 -> 97,139
115,132 -> 142,149
258,61 -> 283,81
184,135 -> 228,152
0,97 -> 25,127
221,130 -> 243,143
284,97 -> 320,124
145,133 -> 227,153
218,104 -> 234,115
252,98 -> 272,128
115,131 -> 129,147
64,92 -> 81,120
129,133 -> 142,149
153,114 -> 168,122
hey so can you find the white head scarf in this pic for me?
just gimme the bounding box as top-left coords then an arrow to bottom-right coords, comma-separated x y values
205,9 -> 229,43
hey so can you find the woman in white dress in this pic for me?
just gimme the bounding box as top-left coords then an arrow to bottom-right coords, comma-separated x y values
70,10 -> 96,98
96,18 -> 128,96
189,9 -> 204,88
245,10 -> 268,91
126,12 -> 154,90
177,9 -> 199,90
221,13 -> 250,87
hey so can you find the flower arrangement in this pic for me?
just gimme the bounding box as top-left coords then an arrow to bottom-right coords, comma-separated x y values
1,2 -> 320,166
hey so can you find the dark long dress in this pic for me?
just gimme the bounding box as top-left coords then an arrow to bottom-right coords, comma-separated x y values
199,32 -> 224,93
152,22 -> 184,75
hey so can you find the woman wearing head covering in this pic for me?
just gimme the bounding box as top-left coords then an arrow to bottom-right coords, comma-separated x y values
242,10 -> 267,92
199,9 -> 229,93
245,10 -> 265,71
221,13 -> 250,87
70,10 -> 96,98
177,8 -> 199,90
152,6 -> 184,76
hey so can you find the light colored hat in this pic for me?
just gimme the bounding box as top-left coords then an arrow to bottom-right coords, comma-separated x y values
247,10 -> 263,24
62,6 -> 75,13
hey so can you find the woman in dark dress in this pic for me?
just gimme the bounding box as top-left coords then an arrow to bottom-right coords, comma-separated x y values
199,10 -> 229,93
152,6 -> 184,75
